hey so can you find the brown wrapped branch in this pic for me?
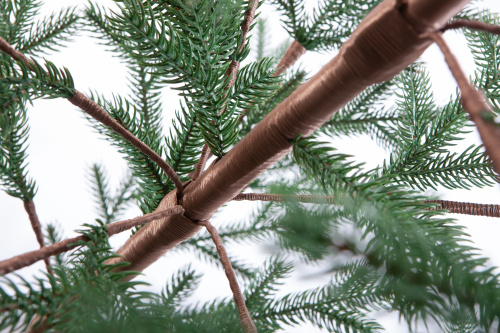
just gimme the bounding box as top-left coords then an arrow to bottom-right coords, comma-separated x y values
23,201 -> 52,274
425,200 -> 500,218
233,192 -> 335,204
442,20 -> 500,35
273,40 -> 307,77
235,193 -> 500,218
429,32 -> 500,175
0,37 -> 184,200
0,206 -> 184,275
109,0 -> 472,275
198,220 -> 257,333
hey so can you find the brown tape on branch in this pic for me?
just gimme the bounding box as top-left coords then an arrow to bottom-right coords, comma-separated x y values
111,0 -> 471,275
106,191 -> 201,277
273,41 -> 306,77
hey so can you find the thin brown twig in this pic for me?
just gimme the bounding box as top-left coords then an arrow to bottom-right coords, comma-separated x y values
234,193 -> 500,218
233,192 -> 335,204
273,40 -> 307,77
425,200 -> 500,218
198,220 -> 257,333
0,36 -> 184,201
0,206 -> 184,275
428,32 -> 500,175
441,20 -> 500,35
191,144 -> 210,181
23,201 -> 52,275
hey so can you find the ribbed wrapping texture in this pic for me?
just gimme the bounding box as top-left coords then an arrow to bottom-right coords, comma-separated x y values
273,41 -> 306,76
106,191 -> 201,277
233,193 -> 335,204
427,200 -> 500,218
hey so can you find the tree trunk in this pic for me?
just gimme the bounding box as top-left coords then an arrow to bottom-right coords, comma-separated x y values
110,0 -> 471,276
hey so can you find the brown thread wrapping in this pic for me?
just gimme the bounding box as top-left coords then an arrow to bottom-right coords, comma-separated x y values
198,220 -> 257,333
0,206 -> 184,275
23,201 -> 52,274
0,37 -> 33,69
233,192 -> 335,204
273,40 -> 307,77
401,0 -> 471,33
441,20 -> 500,35
105,191 -> 201,278
239,0 -> 260,54
426,200 -> 500,218
429,32 -> 500,175
191,144 -> 210,181
112,0 -> 471,274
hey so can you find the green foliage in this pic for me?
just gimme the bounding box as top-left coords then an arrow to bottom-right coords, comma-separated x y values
382,66 -> 498,190
0,83 -> 36,200
239,69 -> 306,139
17,7 -> 79,55
270,0 -> 381,51
85,94 -> 171,214
322,80 -> 399,149
89,163 -> 135,224
252,259 -> 385,332
107,0 -> 248,157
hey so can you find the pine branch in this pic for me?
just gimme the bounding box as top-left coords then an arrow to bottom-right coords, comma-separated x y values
86,94 -> 170,214
429,32 -> 500,175
17,7 -> 80,55
0,206 -> 184,275
0,36 -> 184,199
198,220 -> 257,333
69,91 -> 184,199
89,164 -> 135,224
192,0 -> 262,173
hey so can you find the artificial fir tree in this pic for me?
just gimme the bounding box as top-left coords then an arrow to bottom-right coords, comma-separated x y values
1,0 -> 500,332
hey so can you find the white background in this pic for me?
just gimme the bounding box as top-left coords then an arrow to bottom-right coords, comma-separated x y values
1,1 -> 500,332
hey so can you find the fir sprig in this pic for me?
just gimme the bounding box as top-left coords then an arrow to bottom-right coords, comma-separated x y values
85,94 -> 170,213
17,7 -> 80,55
0,58 -> 75,99
89,164 -> 135,224
382,66 -> 498,190
271,0 -> 381,51
322,80 -> 399,149
254,260 -> 385,333
108,0 -> 246,157
0,90 -> 36,200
